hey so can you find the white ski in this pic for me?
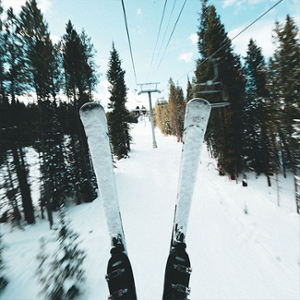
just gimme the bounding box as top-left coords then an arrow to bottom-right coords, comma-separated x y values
80,101 -> 137,299
173,98 -> 211,245
79,102 -> 126,251
163,98 -> 212,300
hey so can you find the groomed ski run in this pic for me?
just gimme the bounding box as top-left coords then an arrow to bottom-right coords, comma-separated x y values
1,111 -> 299,300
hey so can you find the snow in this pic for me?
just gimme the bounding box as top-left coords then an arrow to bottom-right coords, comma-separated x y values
175,99 -> 211,242
1,117 -> 299,299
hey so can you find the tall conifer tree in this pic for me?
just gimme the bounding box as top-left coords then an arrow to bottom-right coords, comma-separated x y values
168,79 -> 185,142
62,20 -> 98,203
195,2 -> 245,179
244,39 -> 273,185
107,43 -> 131,159
18,0 -> 58,227
269,15 -> 300,213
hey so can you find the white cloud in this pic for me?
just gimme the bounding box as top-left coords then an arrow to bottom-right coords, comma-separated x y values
228,19 -> 275,58
222,0 -> 239,8
2,0 -> 51,13
189,33 -> 198,45
178,52 -> 194,63
137,8 -> 142,16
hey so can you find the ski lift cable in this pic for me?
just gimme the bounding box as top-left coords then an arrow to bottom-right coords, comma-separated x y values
176,0 -> 284,82
149,0 -> 177,77
151,0 -> 188,80
148,0 -> 169,70
148,0 -> 178,82
121,0 -> 138,85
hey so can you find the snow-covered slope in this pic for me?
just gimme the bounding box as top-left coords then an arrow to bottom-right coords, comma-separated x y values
1,118 -> 299,299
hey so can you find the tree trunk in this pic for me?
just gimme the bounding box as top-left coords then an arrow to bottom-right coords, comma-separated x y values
12,146 -> 35,224
38,100 -> 53,229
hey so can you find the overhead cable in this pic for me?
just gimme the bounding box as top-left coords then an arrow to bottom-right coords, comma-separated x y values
177,0 -> 284,82
153,0 -> 188,79
149,0 -> 168,68
121,0 -> 138,85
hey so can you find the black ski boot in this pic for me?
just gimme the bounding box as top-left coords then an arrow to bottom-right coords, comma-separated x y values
106,245 -> 137,300
162,243 -> 191,300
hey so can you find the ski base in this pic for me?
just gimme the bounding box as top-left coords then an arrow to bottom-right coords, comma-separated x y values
162,243 -> 191,300
106,246 -> 137,300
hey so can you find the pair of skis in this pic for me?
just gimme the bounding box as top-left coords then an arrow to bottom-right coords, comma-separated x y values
80,98 -> 211,300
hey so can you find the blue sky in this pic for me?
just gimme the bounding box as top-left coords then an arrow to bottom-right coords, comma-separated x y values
3,0 -> 300,109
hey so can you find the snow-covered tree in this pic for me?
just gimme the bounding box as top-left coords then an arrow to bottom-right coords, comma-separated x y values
37,206 -> 86,299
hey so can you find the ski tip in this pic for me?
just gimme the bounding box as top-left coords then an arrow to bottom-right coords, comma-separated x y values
80,101 -> 104,114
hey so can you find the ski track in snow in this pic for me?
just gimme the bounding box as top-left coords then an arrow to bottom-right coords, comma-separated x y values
1,118 -> 299,300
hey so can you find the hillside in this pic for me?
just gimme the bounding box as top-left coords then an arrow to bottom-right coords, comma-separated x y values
1,118 -> 299,300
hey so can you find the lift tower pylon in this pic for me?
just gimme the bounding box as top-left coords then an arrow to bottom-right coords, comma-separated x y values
138,82 -> 161,148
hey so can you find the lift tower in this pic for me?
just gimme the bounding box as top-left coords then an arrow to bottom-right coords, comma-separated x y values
138,82 -> 161,148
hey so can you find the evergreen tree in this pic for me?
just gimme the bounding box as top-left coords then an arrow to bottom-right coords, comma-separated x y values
3,7 -> 28,104
18,0 -> 55,98
168,79 -> 177,137
175,84 -> 186,142
0,103 -> 35,224
18,0 -> 58,227
154,101 -> 172,136
168,79 -> 185,142
37,206 -> 86,300
243,39 -> 273,186
0,101 -> 39,226
107,43 -> 132,159
1,151 -> 22,229
62,20 -> 98,203
269,15 -> 300,213
0,0 -> 6,105
195,2 -> 245,179
186,78 -> 193,102
62,21 -> 98,106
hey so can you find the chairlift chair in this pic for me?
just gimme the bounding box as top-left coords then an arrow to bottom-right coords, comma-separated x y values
194,57 -> 229,108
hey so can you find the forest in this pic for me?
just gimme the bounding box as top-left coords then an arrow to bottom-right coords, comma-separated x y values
0,0 -> 299,233
154,2 -> 300,214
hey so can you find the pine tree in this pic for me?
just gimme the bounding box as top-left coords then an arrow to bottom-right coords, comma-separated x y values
62,20 -> 98,203
186,78 -> 193,102
243,39 -> 273,186
168,79 -> 177,137
18,0 -> 59,227
175,85 -> 186,142
0,0 -> 6,105
3,7 -> 28,104
107,43 -> 132,159
37,206 -> 86,300
154,102 -> 172,136
195,2 -> 245,179
269,15 -> 300,213
168,79 -> 185,142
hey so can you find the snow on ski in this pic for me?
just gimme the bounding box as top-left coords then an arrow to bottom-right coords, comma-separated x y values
80,101 -> 125,249
173,98 -> 211,245
163,98 -> 211,300
80,101 -> 137,300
